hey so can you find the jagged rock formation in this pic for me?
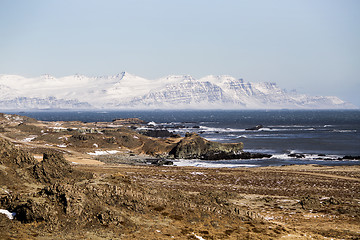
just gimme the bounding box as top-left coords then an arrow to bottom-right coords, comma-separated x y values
167,132 -> 270,160
32,152 -> 91,184
0,138 -> 36,168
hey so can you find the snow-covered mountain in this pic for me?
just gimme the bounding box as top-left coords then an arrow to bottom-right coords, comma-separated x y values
0,73 -> 356,110
0,97 -> 91,110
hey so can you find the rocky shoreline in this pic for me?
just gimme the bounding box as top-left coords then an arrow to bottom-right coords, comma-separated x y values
0,112 -> 359,239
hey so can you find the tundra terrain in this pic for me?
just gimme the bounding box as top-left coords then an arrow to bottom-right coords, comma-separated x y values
0,113 -> 359,239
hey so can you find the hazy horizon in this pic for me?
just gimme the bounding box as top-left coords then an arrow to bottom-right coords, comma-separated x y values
1,0 -> 359,106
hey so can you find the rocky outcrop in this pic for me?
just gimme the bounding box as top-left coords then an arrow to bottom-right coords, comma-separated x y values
169,132 -> 243,159
0,138 -> 38,190
0,138 -> 36,168
168,133 -> 271,160
139,129 -> 180,138
32,153 -> 73,184
0,137 -> 91,187
112,118 -> 146,124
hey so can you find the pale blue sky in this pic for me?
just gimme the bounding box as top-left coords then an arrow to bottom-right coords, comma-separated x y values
0,0 -> 359,105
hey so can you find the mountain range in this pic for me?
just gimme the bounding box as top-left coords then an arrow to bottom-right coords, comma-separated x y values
0,72 -> 356,110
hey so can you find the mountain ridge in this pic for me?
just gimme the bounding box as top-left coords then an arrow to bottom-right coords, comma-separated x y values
0,73 -> 357,110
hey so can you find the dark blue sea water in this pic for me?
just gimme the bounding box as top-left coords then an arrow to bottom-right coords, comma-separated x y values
7,110 -> 360,167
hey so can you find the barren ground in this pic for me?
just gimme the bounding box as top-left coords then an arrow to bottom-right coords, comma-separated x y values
0,113 -> 359,239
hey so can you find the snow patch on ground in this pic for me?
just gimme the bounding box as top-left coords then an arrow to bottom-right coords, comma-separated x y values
49,127 -> 67,130
0,209 -> 16,220
22,135 -> 37,142
87,150 -> 120,155
192,233 -> 206,240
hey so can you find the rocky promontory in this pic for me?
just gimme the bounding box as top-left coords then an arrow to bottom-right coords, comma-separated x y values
169,132 -> 243,159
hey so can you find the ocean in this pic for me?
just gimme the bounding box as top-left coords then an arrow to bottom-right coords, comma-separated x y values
8,110 -> 360,168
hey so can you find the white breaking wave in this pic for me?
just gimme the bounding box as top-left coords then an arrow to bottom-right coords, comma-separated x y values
199,126 -> 246,133
237,135 -> 248,138
270,153 -> 344,161
203,137 -> 227,141
332,129 -> 357,133
257,127 -> 316,132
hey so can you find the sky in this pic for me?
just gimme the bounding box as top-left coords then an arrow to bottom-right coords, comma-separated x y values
0,0 -> 359,106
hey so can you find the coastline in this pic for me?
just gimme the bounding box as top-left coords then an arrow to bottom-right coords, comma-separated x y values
5,109 -> 360,157
0,112 -> 359,239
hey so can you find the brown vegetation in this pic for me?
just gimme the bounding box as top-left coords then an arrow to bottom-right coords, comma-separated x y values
0,113 -> 359,239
